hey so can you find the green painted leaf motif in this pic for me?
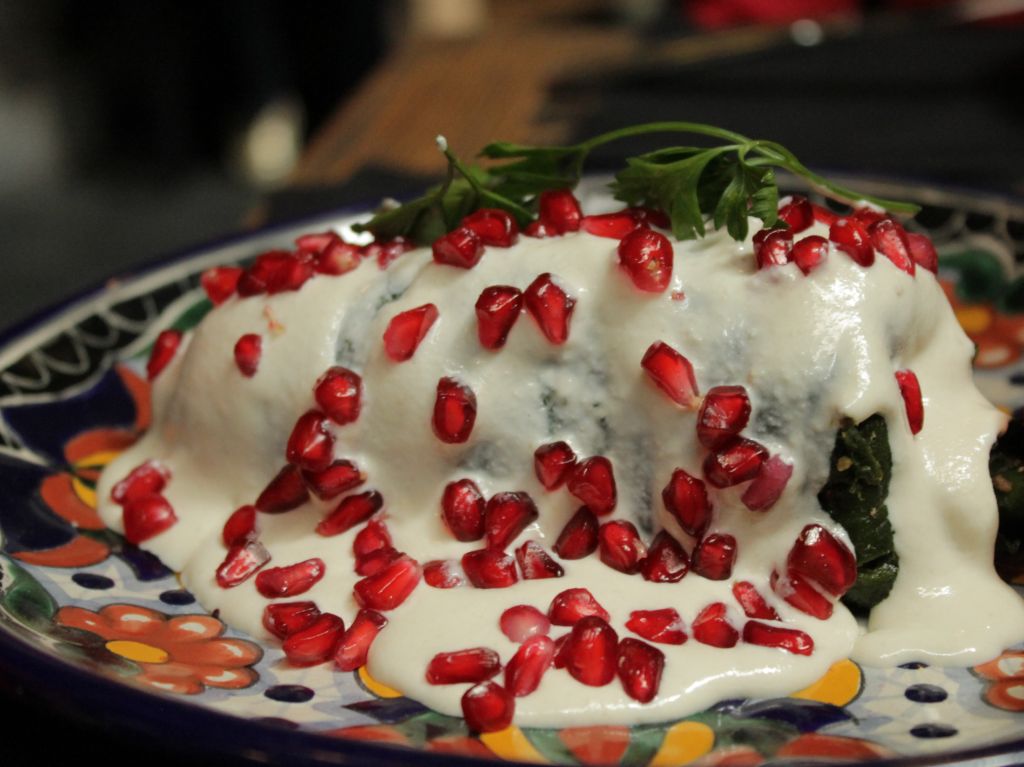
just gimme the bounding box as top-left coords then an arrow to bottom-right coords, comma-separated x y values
998,275 -> 1024,314
689,711 -> 799,755
620,723 -> 671,766
0,555 -> 57,632
939,249 -> 1007,304
171,296 -> 213,332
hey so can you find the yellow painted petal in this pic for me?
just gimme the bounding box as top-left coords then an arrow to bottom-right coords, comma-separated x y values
358,666 -> 404,698
106,640 -> 169,664
956,306 -> 993,334
649,721 -> 715,767
791,659 -> 862,707
71,476 -> 97,510
479,726 -> 548,764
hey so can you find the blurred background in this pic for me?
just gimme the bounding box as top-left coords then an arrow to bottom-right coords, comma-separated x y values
2,0 -> 1024,331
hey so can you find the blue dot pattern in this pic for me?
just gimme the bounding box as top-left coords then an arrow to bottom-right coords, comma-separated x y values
905,684 -> 948,704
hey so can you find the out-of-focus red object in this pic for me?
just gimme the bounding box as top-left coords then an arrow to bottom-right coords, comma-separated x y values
683,0 -> 963,28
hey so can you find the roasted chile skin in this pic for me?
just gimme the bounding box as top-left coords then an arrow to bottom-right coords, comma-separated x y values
991,417 -> 1024,581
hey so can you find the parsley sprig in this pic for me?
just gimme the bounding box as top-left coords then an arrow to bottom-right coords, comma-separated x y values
353,122 -> 919,245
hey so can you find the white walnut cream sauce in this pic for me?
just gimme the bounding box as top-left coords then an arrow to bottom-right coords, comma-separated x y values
97,195 -> 1024,728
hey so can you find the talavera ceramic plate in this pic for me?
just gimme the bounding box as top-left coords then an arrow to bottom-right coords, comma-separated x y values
2,177 -> 1024,767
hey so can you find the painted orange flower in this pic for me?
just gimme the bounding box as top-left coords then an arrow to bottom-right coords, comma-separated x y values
975,650 -> 1024,711
940,279 -> 1024,369
55,603 -> 262,695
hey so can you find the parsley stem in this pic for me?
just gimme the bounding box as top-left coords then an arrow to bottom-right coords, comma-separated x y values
440,144 -> 534,222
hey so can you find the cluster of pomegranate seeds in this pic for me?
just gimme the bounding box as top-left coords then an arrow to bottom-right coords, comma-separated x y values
598,520 -> 647,574
641,341 -> 699,408
110,461 -> 177,544
146,329 -> 182,380
441,479 -> 486,541
432,377 -> 477,443
263,600 -> 321,639
516,541 -> 564,579
625,608 -> 687,645
312,236 -> 360,275
476,286 -> 523,350
283,612 -> 346,666
335,609 -> 388,671
111,460 -> 170,505
314,367 -> 362,425
216,538 -> 271,588
895,369 -> 924,434
233,333 -> 262,377
617,228 -> 674,292
353,554 -> 422,610
317,490 -> 384,537
534,441 -> 577,490
553,507 -> 599,559
427,648 -> 502,685
255,465 -> 309,513
222,505 -> 257,547
524,273 -> 576,344
829,217 -> 874,267
255,557 -> 325,598
383,303 -> 439,362
462,548 -> 518,588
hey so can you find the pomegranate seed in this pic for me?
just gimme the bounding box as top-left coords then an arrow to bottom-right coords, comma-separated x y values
146,329 -> 182,380
641,341 -> 699,407
617,638 -> 665,703
433,226 -> 484,269
334,609 -> 388,671
215,538 -> 271,588
896,369 -> 924,435
313,367 -> 362,426
353,554 -> 421,610
791,235 -> 830,275
475,285 -> 523,350
907,232 -> 938,273
829,217 -> 874,267
524,273 -> 575,344
552,632 -> 572,669
485,491 -> 538,550
461,549 -> 518,588
732,581 -> 779,620
368,238 -> 414,270
598,520 -> 647,574
201,266 -> 243,305
295,231 -> 337,254
273,255 -> 315,293
692,533 -> 737,580
256,465 -> 310,513
441,479 -> 485,541
524,220 -> 552,238
632,206 -> 670,228
427,648 -> 501,685
703,438 -> 768,488
538,189 -> 582,234
870,218 -> 915,275
777,195 -> 814,233
317,490 -> 385,537
432,377 -> 477,444
122,493 -> 177,544
697,385 -> 751,449
237,251 -> 289,296
286,410 -> 334,473
753,228 -> 793,269
553,507 -> 599,559
743,620 -> 814,656
263,601 -> 321,639
233,333 -> 262,377
461,681 -> 515,733
771,568 -> 834,620
505,635 -> 555,697
564,616 -> 619,687
282,612 -> 345,667
812,203 -> 839,226
567,456 -> 617,516
500,605 -> 551,643
352,517 -> 392,559
255,557 -> 325,598
464,208 -> 519,247
222,505 -> 257,547
315,237 -> 362,275
787,523 -> 857,597
618,228 -> 674,292
626,608 -> 687,645
303,459 -> 365,501
662,469 -> 712,537
356,546 -> 400,577
111,460 -> 170,505
582,210 -> 641,239
383,304 -> 439,362
640,530 -> 689,583
424,559 -> 464,588
534,441 -> 577,490
741,455 -> 793,511
548,588 -> 610,626
692,602 -> 739,648
515,541 -> 564,579
852,207 -> 887,227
